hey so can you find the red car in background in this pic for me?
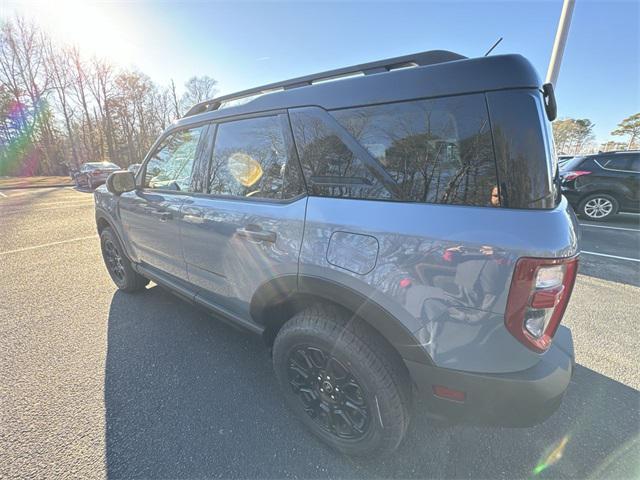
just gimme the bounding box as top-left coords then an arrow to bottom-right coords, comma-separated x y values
74,162 -> 121,189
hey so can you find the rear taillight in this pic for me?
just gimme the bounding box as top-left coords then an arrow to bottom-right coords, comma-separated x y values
561,170 -> 591,182
505,256 -> 578,353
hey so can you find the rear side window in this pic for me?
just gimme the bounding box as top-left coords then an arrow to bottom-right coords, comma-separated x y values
208,115 -> 303,200
331,95 -> 497,206
602,155 -> 639,172
289,108 -> 394,201
290,95 -> 498,206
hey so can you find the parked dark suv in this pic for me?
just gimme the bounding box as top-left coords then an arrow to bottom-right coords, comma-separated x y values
94,50 -> 579,455
560,151 -> 640,220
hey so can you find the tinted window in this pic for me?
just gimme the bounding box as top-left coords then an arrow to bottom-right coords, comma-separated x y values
330,95 -> 498,206
602,155 -> 640,172
289,108 -> 394,200
208,115 -> 301,200
602,156 -> 631,170
144,125 -> 205,191
560,156 -> 587,172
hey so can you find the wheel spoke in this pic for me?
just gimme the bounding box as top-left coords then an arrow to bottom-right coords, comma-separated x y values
288,356 -> 311,379
305,347 -> 327,369
326,357 -> 348,383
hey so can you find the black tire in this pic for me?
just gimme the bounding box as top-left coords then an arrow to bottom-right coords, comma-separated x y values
87,176 -> 94,190
99,227 -> 148,292
578,193 -> 619,221
272,303 -> 411,456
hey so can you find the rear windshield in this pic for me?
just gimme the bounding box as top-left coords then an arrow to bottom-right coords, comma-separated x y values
560,156 -> 587,171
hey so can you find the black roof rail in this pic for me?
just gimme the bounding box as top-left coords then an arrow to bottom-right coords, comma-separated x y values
596,149 -> 640,154
183,49 -> 466,118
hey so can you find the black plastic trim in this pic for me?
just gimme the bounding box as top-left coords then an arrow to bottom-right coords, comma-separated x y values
406,326 -> 574,427
250,274 -> 434,366
134,263 -> 265,336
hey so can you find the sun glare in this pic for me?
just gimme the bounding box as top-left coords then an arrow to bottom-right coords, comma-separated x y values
7,0 -> 137,64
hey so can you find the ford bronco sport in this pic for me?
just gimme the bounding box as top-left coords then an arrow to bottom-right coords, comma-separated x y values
95,50 -> 579,456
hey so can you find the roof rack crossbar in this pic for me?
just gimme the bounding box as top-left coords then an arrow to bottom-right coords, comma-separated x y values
183,49 -> 466,118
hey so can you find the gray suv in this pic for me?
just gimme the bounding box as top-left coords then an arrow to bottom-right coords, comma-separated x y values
94,50 -> 579,456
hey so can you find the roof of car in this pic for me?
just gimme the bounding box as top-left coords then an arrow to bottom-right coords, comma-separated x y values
580,151 -> 640,158
174,52 -> 541,129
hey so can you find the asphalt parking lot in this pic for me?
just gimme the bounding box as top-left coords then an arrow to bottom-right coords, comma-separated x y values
1,187 -> 638,479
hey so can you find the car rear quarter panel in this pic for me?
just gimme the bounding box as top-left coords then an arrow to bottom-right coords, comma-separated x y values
299,196 -> 579,373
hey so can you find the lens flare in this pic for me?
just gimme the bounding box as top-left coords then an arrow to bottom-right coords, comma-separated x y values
533,435 -> 570,475
0,99 -> 45,176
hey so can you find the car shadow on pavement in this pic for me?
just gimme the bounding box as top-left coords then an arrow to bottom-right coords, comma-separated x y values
105,287 -> 639,479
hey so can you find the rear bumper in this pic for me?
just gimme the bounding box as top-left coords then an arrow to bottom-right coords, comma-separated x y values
561,188 -> 581,207
406,325 -> 575,427
90,174 -> 110,183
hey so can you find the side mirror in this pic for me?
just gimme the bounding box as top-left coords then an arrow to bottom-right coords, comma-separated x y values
106,170 -> 136,195
542,83 -> 557,121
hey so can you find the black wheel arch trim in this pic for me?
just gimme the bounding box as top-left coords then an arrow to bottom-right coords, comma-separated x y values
95,208 -> 136,262
250,274 -> 434,366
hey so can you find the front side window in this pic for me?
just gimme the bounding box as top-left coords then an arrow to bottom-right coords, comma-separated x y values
144,125 -> 205,191
330,94 -> 498,206
208,115 -> 300,200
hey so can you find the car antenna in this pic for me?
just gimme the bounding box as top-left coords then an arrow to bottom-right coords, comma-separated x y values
484,37 -> 503,56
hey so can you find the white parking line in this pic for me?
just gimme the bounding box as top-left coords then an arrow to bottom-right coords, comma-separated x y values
580,223 -> 640,233
582,251 -> 640,263
0,191 -> 7,197
0,235 -> 98,256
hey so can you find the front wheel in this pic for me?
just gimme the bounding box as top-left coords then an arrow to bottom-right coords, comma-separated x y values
272,303 -> 411,456
579,193 -> 618,220
100,227 -> 149,292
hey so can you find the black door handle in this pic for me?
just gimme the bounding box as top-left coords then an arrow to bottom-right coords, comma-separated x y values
236,226 -> 277,243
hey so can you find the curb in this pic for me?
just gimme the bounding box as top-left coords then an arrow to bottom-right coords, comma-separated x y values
0,184 -> 74,191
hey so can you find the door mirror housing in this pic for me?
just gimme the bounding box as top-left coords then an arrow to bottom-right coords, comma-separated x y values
106,171 -> 136,195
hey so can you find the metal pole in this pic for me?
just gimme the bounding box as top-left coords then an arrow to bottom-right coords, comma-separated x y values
546,0 -> 576,86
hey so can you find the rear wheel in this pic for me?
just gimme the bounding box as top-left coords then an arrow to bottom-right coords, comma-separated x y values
579,193 -> 618,220
272,303 -> 411,456
100,227 -> 148,292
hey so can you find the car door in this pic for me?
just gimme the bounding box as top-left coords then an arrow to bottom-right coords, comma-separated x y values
628,155 -> 640,210
179,113 -> 307,318
600,154 -> 640,209
118,124 -> 208,281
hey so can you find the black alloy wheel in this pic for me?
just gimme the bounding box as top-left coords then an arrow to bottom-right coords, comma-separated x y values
99,227 -> 149,292
103,237 -> 126,284
287,345 -> 370,440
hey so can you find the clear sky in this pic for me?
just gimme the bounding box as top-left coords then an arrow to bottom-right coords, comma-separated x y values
4,0 -> 639,144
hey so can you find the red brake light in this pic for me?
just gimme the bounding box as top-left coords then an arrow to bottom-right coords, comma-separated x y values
562,170 -> 591,182
505,256 -> 578,353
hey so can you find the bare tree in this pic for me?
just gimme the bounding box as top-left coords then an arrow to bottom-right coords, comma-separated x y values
181,75 -> 218,112
0,15 -> 218,176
